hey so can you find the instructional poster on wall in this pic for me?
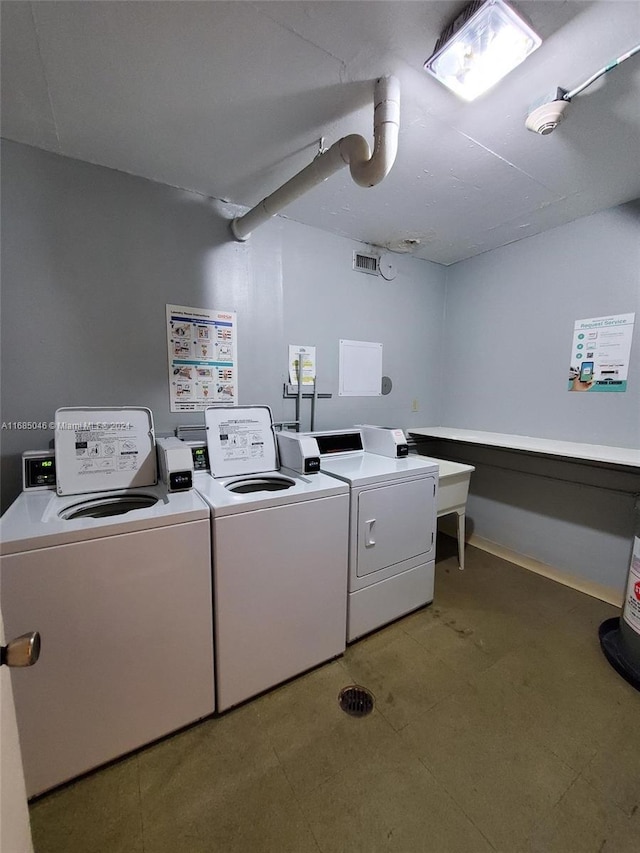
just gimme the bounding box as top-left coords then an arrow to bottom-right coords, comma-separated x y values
166,304 -> 237,412
568,313 -> 635,392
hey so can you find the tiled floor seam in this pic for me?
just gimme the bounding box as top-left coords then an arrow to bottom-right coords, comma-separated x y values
373,677 -> 471,734
518,765 -> 596,853
413,753 -> 499,852
571,763 -> 639,822
521,770 -> 592,847
542,738 -> 598,777
271,750 -> 327,853
399,608 -> 534,664
135,756 -> 146,853
352,624 -> 480,732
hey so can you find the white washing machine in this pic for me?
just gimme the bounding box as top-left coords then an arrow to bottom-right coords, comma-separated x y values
0,408 -> 215,797
186,406 -> 349,713
304,428 -> 439,642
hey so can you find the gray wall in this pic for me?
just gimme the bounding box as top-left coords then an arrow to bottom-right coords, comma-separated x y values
430,209 -> 640,597
416,436 -> 640,598
0,141 -> 446,510
2,139 -> 638,598
441,203 -> 640,447
281,219 -> 446,431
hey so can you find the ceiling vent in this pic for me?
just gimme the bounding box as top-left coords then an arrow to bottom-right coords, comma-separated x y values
353,251 -> 379,276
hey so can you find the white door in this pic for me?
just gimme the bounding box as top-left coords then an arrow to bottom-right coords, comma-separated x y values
0,604 -> 34,853
356,477 -> 435,577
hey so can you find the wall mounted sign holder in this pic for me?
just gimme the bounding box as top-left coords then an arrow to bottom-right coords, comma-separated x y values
283,383 -> 332,432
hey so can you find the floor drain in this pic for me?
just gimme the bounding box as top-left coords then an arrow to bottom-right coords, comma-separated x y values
338,685 -> 374,717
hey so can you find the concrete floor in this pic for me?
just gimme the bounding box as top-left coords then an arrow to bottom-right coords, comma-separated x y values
29,538 -> 639,852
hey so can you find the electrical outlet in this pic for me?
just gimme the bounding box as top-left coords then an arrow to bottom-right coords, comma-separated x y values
411,399 -> 419,412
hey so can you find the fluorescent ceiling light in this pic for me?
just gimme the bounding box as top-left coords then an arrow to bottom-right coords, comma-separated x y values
424,0 -> 542,101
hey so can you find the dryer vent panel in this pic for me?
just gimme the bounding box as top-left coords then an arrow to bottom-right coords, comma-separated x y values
353,252 -> 379,276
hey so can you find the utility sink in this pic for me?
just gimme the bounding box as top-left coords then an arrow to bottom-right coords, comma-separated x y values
433,458 -> 475,570
437,459 -> 475,516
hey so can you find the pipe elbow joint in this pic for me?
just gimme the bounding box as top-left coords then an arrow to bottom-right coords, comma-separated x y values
229,74 -> 401,239
346,75 -> 400,187
230,217 -> 251,241
349,135 -> 399,187
338,134 -> 371,166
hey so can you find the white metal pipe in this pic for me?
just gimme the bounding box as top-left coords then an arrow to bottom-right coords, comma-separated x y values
231,75 -> 400,241
563,43 -> 640,101
296,350 -> 304,432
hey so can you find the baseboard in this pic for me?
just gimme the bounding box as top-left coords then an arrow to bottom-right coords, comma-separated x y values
441,529 -> 624,608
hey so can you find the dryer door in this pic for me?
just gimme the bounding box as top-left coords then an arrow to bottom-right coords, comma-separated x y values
356,476 -> 435,577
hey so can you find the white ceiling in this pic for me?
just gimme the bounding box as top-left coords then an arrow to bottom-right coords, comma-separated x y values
2,1 -> 639,265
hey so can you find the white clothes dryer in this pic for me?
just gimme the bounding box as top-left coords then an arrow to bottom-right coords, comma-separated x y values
0,408 -> 215,797
304,428 -> 439,642
188,406 -> 349,713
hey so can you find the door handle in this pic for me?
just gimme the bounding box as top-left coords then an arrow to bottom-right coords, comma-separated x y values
364,519 -> 376,547
1,631 -> 41,668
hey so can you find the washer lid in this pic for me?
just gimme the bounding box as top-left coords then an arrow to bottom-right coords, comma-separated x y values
205,406 -> 277,477
54,407 -> 157,496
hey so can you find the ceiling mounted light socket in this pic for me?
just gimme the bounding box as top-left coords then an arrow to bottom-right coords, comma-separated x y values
525,96 -> 570,135
424,0 -> 542,101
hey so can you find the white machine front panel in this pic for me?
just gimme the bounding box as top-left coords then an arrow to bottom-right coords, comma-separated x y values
213,494 -> 349,711
205,405 -> 277,477
55,407 -> 157,495
194,469 -> 348,516
348,560 -> 435,642
0,485 -> 209,555
2,520 -> 215,796
320,452 -> 438,487
356,477 -> 435,577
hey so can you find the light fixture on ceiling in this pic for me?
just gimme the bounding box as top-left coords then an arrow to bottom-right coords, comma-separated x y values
424,0 -> 541,102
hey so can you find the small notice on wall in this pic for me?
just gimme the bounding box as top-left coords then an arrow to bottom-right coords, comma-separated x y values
166,304 -> 237,412
288,345 -> 316,386
568,313 -> 635,392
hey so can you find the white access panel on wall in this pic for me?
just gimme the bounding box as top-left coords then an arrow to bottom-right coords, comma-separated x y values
339,340 -> 382,396
357,478 -> 435,578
